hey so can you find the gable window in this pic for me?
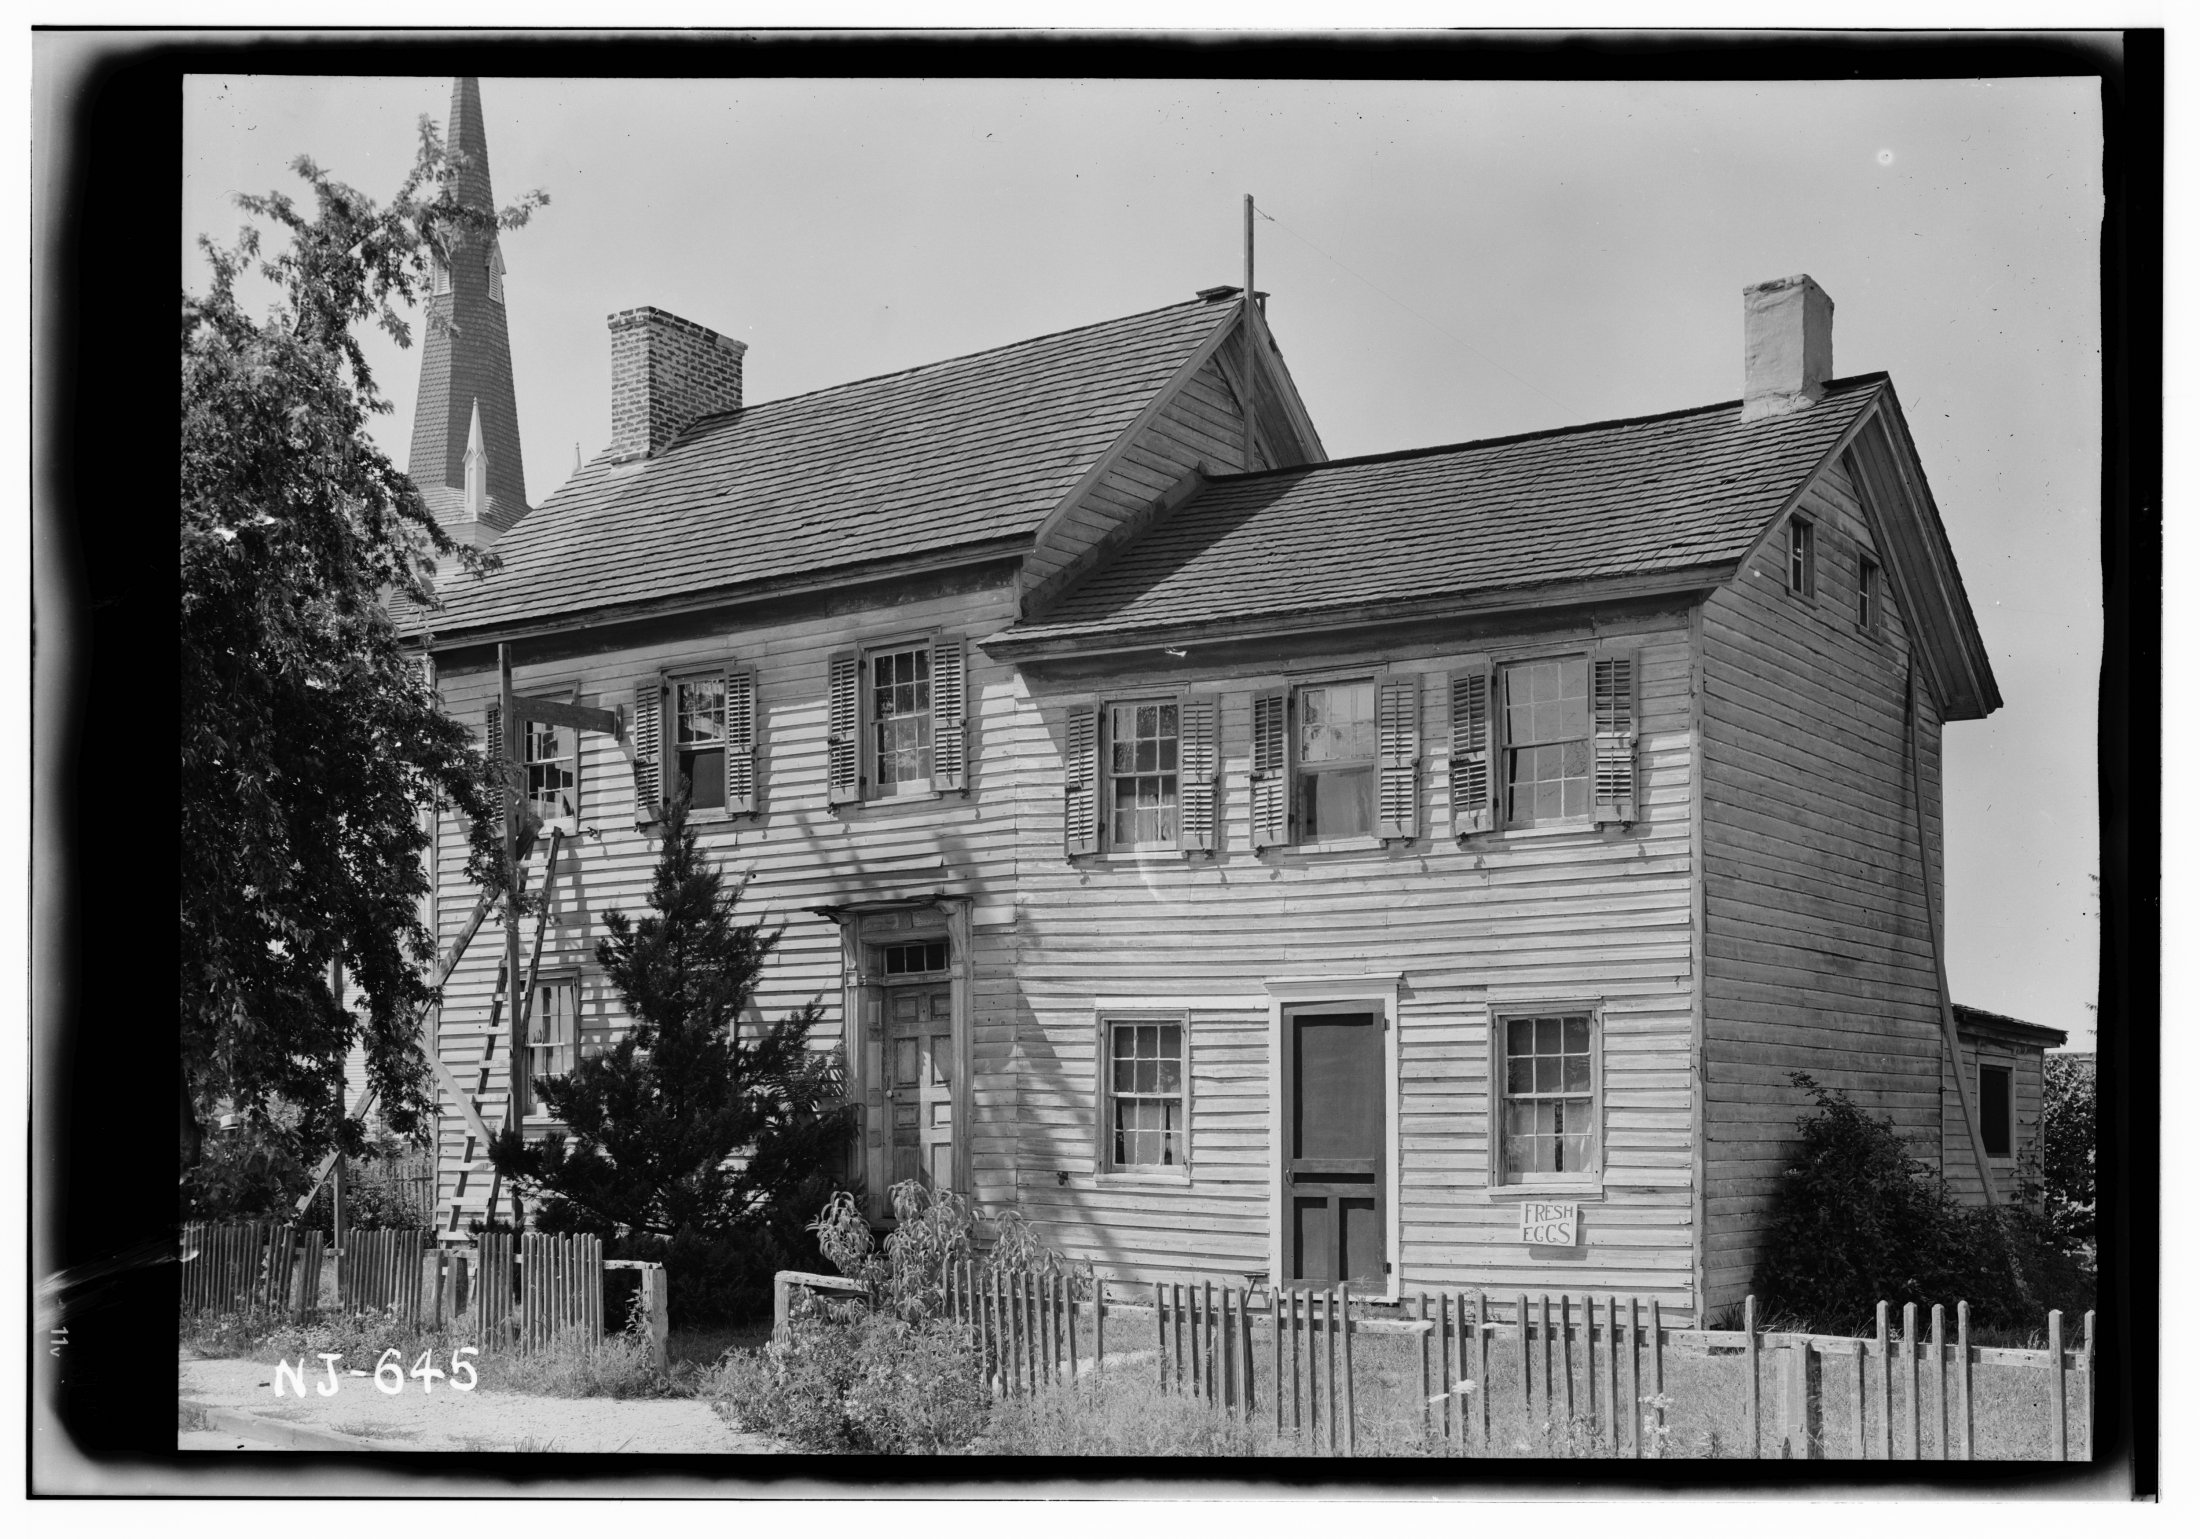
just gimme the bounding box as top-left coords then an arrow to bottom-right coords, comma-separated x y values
1786,516 -> 1816,599
520,975 -> 581,1117
1295,681 -> 1378,840
826,637 -> 968,806
1857,554 -> 1882,631
673,674 -> 729,812
1502,658 -> 1591,826
1108,700 -> 1180,849
1493,1006 -> 1601,1189
1103,1015 -> 1188,1172
1979,1062 -> 2013,1158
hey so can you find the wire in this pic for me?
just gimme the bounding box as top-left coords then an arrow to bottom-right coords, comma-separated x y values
1252,201 -> 1576,417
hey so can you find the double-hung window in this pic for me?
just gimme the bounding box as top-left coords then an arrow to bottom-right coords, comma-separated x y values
1502,657 -> 1591,826
631,663 -> 757,823
825,636 -> 969,806
1242,674 -> 1420,850
1294,681 -> 1378,840
1102,1015 -> 1188,1173
486,686 -> 580,832
1108,700 -> 1180,849
1491,1005 -> 1601,1190
520,975 -> 581,1118
1979,1062 -> 2014,1158
1857,553 -> 1882,631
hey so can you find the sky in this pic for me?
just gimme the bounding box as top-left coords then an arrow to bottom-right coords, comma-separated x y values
183,72 -> 2105,1048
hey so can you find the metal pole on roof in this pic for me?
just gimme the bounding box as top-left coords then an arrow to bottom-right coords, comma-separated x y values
1243,194 -> 1257,473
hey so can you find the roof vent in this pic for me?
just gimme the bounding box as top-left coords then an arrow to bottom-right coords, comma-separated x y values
1741,274 -> 1834,421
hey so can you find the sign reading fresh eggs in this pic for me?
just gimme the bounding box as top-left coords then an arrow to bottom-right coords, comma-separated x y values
1520,1202 -> 1580,1247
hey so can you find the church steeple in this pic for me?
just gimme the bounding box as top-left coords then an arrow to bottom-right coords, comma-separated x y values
407,77 -> 529,547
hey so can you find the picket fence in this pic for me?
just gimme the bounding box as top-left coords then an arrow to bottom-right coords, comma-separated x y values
918,1265 -> 2098,1460
180,1221 -> 324,1320
180,1223 -> 648,1358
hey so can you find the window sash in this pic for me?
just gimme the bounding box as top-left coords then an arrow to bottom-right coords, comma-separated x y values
1104,1017 -> 1187,1171
523,979 -> 581,1113
1495,1011 -> 1598,1184
521,715 -> 578,824
867,643 -> 934,793
1787,517 -> 1816,597
1500,658 -> 1592,826
1106,700 -> 1181,849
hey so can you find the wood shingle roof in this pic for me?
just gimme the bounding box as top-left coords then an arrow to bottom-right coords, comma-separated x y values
421,298 -> 1238,637
999,374 -> 1891,650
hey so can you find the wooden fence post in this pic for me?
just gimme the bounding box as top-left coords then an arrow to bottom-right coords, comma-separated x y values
1604,1295 -> 1619,1452
1904,1301 -> 1920,1461
1745,1295 -> 1760,1458
1324,1289 -> 1339,1455
1240,1286 -> 1256,1422
1289,1289 -> 1302,1438
2048,1309 -> 2067,1461
1417,1293 -> 1431,1441
1341,1286 -> 1356,1458
1583,1292 -> 1596,1439
1628,1296 -> 1642,1458
1518,1292 -> 1533,1433
1540,1294 -> 1554,1440
1649,1299 -> 1665,1456
1876,1301 -> 1893,1461
646,1263 -> 668,1374
1932,1303 -> 1947,1459
1778,1340 -> 1820,1458
1560,1294 -> 1576,1430
1853,1339 -> 1869,1459
1096,1275 -> 1107,1376
2082,1309 -> 2095,1462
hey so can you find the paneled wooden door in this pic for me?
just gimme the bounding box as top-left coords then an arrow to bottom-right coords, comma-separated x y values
1282,1005 -> 1386,1288
884,982 -> 956,1189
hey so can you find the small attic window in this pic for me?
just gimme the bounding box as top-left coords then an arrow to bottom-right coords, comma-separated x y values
1857,554 -> 1882,631
429,250 -> 452,298
485,239 -> 506,305
1785,517 -> 1816,601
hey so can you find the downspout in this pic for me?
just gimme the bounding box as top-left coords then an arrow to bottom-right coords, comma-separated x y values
1906,658 -> 2001,1205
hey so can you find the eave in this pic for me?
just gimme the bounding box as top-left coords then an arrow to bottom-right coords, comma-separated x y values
981,561 -> 1734,665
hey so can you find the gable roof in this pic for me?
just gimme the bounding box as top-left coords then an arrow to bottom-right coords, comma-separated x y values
419,297 -> 1240,638
994,375 -> 1890,657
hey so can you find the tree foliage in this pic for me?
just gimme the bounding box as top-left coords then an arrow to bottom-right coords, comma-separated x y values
180,119 -> 544,1171
488,797 -> 852,1246
2040,1052 -> 2096,1247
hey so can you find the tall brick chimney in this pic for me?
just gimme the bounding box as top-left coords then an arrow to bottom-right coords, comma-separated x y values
607,307 -> 747,462
1740,274 -> 1834,421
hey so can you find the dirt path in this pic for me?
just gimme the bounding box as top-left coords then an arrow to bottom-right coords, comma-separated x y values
181,1354 -> 778,1454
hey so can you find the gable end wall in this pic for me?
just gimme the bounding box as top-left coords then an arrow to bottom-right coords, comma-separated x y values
1698,457 -> 1950,1313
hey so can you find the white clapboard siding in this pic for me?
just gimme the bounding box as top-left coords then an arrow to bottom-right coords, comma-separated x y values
1698,460 -> 1953,1309
1005,612 -> 1699,1306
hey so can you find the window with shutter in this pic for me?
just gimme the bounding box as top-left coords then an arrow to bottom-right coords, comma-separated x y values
725,668 -> 759,815
1500,656 -> 1592,827
1063,702 -> 1100,857
826,652 -> 861,806
1293,680 -> 1376,840
1374,672 -> 1422,841
669,669 -> 732,814
931,638 -> 969,794
631,674 -> 663,822
1449,658 -> 1495,836
1249,689 -> 1291,849
1590,648 -> 1640,827
1177,695 -> 1220,855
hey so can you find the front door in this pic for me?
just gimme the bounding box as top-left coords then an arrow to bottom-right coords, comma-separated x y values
884,981 -> 955,1190
1283,1005 -> 1386,1287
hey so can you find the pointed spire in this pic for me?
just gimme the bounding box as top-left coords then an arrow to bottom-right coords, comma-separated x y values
464,399 -> 488,518
407,77 -> 529,546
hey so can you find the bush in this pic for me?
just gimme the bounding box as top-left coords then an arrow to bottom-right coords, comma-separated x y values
709,1292 -> 990,1453
181,1118 -> 311,1222
1752,1074 -> 2092,1332
2040,1053 -> 2095,1249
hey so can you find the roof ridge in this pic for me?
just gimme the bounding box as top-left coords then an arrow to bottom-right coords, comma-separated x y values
1198,371 -> 1892,485
666,296 -> 1228,439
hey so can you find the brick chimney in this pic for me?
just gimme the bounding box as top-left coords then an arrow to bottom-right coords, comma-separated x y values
1740,274 -> 1834,421
607,306 -> 747,462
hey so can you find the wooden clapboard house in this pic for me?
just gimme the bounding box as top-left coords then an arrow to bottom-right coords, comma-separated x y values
401,86 -> 2007,1321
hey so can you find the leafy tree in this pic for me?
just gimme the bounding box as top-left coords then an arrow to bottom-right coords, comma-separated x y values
2040,1052 -> 2096,1247
488,796 -> 852,1249
180,120 -> 544,1173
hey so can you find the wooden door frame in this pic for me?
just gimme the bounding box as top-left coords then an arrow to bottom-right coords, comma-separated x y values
1265,974 -> 1402,1304
835,897 -> 973,1224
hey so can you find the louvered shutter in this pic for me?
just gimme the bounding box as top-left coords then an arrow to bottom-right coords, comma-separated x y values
484,703 -> 509,819
1591,647 -> 1640,826
1177,694 -> 1220,854
826,651 -> 861,807
931,637 -> 969,794
1449,658 -> 1495,836
1063,702 -> 1100,856
631,674 -> 663,823
1374,672 -> 1422,841
1249,688 -> 1291,850
726,667 -> 758,816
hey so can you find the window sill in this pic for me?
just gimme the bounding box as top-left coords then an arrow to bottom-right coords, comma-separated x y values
1095,1170 -> 1193,1187
1098,848 -> 1200,862
1486,1182 -> 1603,1202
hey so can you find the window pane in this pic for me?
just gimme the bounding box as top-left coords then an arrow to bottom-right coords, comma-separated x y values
1563,1016 -> 1590,1054
681,747 -> 726,810
1299,682 -> 1377,763
677,679 -> 726,746
1563,1051 -> 1592,1092
1158,1023 -> 1182,1060
1300,765 -> 1374,840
